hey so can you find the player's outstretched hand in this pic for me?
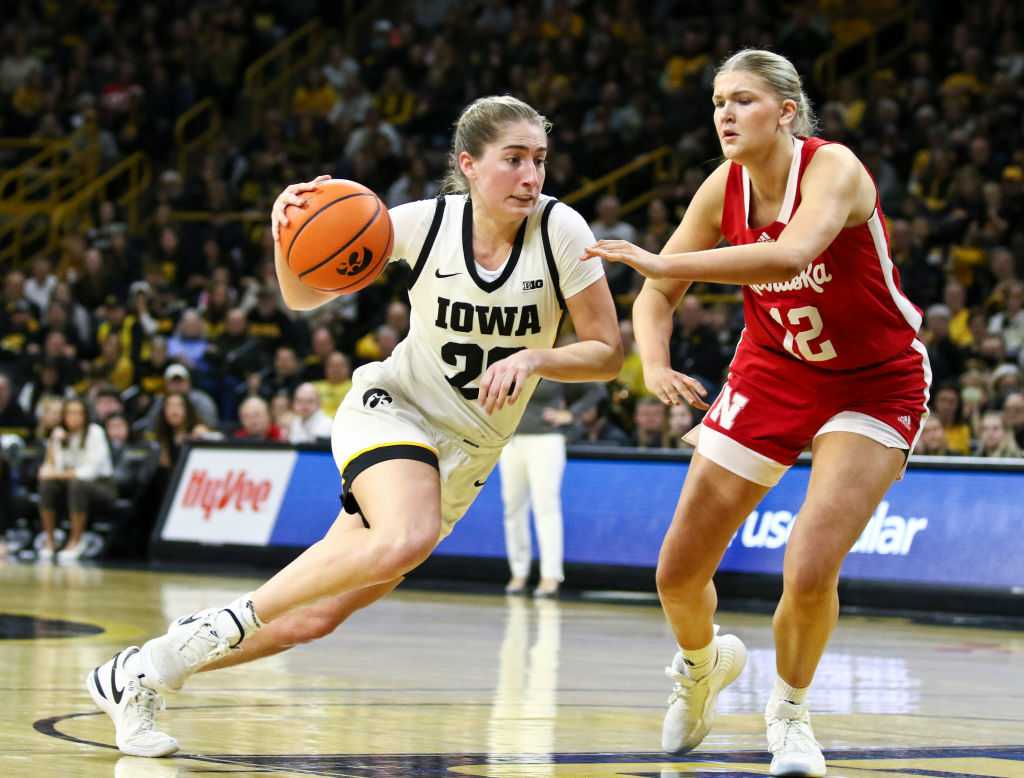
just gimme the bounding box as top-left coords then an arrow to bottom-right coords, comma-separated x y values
478,349 -> 539,415
644,364 -> 709,410
271,174 -> 331,242
581,240 -> 667,279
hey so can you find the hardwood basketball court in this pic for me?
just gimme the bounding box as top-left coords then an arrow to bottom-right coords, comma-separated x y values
3,562 -> 1022,777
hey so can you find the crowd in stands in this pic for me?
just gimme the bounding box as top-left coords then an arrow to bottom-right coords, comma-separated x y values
2,0 -> 1024,556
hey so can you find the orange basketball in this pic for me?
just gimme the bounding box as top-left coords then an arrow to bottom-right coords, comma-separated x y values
280,179 -> 393,294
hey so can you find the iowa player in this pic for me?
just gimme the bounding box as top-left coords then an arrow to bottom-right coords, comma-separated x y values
87,95 -> 622,756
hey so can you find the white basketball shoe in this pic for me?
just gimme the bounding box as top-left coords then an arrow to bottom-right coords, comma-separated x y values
138,615 -> 232,694
661,629 -> 747,752
86,647 -> 179,757
765,699 -> 827,777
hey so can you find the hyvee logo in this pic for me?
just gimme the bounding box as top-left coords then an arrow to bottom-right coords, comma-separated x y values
180,469 -> 273,520
363,388 -> 393,408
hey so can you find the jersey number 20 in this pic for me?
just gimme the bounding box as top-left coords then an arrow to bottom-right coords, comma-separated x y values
768,305 -> 838,362
442,343 -> 524,400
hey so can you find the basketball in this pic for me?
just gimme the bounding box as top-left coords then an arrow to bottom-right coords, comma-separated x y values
280,179 -> 394,294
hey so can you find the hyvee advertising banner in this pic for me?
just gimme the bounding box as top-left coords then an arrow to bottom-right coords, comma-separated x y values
156,445 -> 1024,593
160,448 -> 298,545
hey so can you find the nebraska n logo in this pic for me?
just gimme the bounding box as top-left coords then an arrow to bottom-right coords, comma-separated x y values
706,384 -> 749,430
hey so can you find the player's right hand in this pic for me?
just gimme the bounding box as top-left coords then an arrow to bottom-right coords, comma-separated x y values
271,174 -> 331,242
643,365 -> 709,410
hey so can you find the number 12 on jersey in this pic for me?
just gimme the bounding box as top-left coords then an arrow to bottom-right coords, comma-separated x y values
768,305 -> 837,362
442,343 -> 524,400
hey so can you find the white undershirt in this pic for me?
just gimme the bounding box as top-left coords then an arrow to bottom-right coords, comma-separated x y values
475,248 -> 512,282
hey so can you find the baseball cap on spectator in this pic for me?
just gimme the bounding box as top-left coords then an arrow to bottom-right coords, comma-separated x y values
95,384 -> 121,400
926,303 -> 951,319
130,280 -> 152,297
164,364 -> 190,382
1002,165 -> 1023,182
104,294 -> 125,309
992,363 -> 1021,384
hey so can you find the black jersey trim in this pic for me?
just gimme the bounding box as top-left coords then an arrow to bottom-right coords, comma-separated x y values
408,196 -> 447,290
341,444 -> 440,527
462,197 -> 527,293
540,199 -> 566,311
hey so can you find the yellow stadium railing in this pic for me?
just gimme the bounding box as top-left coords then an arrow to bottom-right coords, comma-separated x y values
564,146 -> 677,218
243,19 -> 327,122
0,152 -> 150,268
0,126 -> 100,215
813,3 -> 918,91
175,97 -> 222,177
0,212 -> 49,268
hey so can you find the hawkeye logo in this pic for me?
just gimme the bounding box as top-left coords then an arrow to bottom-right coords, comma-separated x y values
363,388 -> 393,408
181,469 -> 273,520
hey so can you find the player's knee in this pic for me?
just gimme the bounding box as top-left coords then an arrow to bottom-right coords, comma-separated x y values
372,518 -> 440,578
274,601 -> 345,646
783,557 -> 838,602
655,555 -> 701,600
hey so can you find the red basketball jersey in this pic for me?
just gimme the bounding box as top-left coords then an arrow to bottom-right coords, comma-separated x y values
720,136 -> 922,371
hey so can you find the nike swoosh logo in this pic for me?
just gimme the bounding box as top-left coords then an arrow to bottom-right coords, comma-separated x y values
435,269 -> 461,278
177,614 -> 201,626
111,647 -> 137,704
474,480 -> 486,487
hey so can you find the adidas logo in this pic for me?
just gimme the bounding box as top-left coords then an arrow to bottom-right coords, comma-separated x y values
898,415 -> 912,429
757,232 -> 774,243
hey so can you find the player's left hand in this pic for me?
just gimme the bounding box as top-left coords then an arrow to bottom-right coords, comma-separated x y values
478,349 -> 538,415
582,240 -> 667,279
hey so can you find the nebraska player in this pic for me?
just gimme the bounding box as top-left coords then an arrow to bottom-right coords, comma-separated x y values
584,49 -> 931,776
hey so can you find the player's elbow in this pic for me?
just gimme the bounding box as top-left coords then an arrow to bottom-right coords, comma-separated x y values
595,341 -> 624,381
282,288 -> 337,311
773,247 -> 811,280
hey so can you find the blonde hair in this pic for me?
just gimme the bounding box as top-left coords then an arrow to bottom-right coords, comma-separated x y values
716,49 -> 818,137
440,95 -> 552,194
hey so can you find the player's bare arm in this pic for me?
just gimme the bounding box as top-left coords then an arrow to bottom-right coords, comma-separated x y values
631,161 -> 728,408
583,146 -> 864,285
477,277 -> 622,415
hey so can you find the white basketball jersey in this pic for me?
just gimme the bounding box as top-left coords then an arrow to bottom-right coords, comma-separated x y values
380,194 -> 603,445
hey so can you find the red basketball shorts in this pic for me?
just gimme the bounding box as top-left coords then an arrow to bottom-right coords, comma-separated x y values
684,339 -> 932,486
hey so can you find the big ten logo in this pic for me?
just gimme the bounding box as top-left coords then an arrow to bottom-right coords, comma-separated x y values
180,468 -> 273,520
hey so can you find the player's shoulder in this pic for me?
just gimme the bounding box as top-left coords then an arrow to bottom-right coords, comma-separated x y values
804,139 -> 861,174
388,195 -> 446,222
534,195 -> 590,235
692,159 -> 732,213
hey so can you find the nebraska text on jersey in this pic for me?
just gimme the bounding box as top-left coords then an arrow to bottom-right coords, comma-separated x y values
748,260 -> 834,296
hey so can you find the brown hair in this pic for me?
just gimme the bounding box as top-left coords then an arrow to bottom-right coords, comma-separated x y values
440,95 -> 552,194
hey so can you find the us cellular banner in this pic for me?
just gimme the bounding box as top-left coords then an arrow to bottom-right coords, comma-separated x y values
156,444 -> 1024,592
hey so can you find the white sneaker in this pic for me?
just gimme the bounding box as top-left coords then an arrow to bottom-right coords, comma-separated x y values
661,630 -> 747,753
167,607 -> 218,633
86,647 -> 179,757
37,546 -> 55,562
766,699 -> 827,776
57,544 -> 84,562
138,616 -> 232,693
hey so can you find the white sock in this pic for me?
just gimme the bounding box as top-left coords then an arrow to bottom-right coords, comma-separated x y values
212,593 -> 264,647
681,638 -> 718,681
772,676 -> 809,706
